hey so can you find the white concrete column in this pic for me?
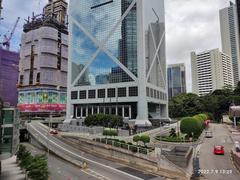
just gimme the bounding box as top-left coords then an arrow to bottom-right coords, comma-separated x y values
86,106 -> 88,117
116,106 -> 118,115
136,0 -> 148,120
122,106 -> 125,118
97,106 -> 100,113
65,13 -> 73,122
129,105 -> 132,119
80,107 -> 83,118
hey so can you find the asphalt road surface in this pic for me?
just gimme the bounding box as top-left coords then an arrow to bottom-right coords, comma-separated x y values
28,122 -> 164,180
199,124 -> 240,180
24,143 -> 97,180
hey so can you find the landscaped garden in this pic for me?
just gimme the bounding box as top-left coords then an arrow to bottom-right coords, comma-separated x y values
155,113 -> 210,143
94,134 -> 153,155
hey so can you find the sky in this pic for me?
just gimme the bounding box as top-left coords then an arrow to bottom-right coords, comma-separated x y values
0,0 -> 232,92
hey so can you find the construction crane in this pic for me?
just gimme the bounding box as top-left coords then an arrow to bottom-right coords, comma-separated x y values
0,17 -> 20,50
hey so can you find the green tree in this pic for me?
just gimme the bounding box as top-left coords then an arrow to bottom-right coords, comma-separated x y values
16,144 -> 28,161
140,134 -> 150,146
233,82 -> 240,95
85,114 -> 123,128
180,117 -> 202,138
27,154 -> 49,180
133,135 -> 141,145
169,93 -> 202,118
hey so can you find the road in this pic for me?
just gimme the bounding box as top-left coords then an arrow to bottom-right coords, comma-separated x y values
27,122 -> 164,180
24,143 -> 97,180
199,124 -> 240,180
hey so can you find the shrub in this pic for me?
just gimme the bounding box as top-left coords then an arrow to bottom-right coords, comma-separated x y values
180,117 -> 202,138
16,144 -> 28,161
140,134 -> 150,146
85,114 -> 123,128
204,112 -> 214,120
139,148 -> 148,154
113,141 -> 121,147
133,135 -> 141,145
129,145 -> 138,153
103,128 -> 118,136
121,143 -> 128,150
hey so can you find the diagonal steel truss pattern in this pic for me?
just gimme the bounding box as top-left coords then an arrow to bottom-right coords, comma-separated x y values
71,0 -> 138,87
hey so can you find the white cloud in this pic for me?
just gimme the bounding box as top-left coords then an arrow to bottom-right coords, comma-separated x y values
165,0 -> 230,92
0,0 -> 233,92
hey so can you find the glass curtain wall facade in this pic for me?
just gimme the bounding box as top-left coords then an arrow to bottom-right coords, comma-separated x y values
67,0 -> 167,123
0,108 -> 19,161
167,64 -> 186,99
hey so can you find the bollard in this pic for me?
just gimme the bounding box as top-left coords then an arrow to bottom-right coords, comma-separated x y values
82,161 -> 88,169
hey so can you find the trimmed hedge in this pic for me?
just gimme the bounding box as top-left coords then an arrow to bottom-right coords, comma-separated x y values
85,114 -> 123,128
94,138 -> 152,155
103,128 -> 118,136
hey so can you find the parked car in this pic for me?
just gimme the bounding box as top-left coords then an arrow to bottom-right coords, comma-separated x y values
234,141 -> 240,152
205,131 -> 213,138
50,129 -> 58,135
213,145 -> 224,155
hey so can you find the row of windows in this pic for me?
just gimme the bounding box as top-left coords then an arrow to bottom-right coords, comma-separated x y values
146,87 -> 167,100
71,86 -> 138,100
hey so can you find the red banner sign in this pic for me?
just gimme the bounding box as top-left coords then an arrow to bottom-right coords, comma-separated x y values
17,104 -> 66,112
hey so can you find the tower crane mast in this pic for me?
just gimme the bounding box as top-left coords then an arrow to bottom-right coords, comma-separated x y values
0,17 -> 20,50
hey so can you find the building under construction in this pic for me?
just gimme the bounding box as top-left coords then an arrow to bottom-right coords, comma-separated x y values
17,0 -> 68,117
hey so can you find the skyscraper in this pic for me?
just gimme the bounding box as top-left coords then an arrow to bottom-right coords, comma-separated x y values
0,48 -> 19,106
220,2 -> 240,86
167,63 -> 186,99
191,49 -> 234,96
66,0 -> 168,125
17,0 -> 68,116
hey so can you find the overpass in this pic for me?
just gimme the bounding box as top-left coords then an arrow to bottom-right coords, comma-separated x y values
27,122 -> 166,180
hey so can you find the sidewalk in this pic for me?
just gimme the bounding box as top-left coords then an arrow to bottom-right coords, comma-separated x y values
1,156 -> 25,180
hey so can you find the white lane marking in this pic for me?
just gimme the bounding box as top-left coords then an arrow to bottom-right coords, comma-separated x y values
28,123 -> 144,180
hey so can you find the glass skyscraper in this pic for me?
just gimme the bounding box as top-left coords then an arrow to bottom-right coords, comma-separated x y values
66,0 -> 168,125
167,63 -> 186,99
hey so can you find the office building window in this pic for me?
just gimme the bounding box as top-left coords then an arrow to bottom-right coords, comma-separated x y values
82,107 -> 86,117
88,90 -> 96,99
88,107 -> 92,115
36,73 -> 40,83
98,89 -> 105,98
19,75 -> 24,85
150,88 -> 153,98
93,107 -> 98,114
124,107 -> 129,117
71,91 -> 78,100
99,107 -> 104,113
79,90 -> 86,99
118,87 -> 126,97
146,87 -> 150,97
108,88 -> 115,97
154,89 -> 157,98
129,87 -> 138,97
